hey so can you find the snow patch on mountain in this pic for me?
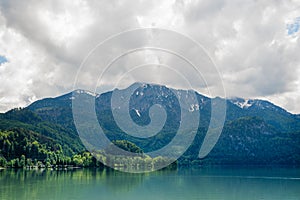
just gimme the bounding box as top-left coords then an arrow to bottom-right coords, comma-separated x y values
134,109 -> 141,117
230,98 -> 253,109
75,89 -> 97,97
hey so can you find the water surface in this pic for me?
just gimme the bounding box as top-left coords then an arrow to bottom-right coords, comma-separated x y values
0,166 -> 299,200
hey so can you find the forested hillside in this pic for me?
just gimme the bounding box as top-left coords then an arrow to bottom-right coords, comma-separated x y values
1,83 -> 300,168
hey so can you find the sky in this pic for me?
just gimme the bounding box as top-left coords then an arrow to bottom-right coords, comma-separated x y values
0,0 -> 300,113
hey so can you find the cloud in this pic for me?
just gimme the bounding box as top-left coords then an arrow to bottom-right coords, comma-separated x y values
177,0 -> 300,112
0,0 -> 300,113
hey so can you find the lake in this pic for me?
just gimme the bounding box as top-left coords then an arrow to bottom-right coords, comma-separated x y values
0,166 -> 299,200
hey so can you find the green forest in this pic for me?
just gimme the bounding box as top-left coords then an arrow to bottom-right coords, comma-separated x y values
0,128 -> 102,168
0,128 -> 175,171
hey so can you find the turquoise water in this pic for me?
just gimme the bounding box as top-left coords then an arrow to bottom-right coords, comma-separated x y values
0,166 -> 299,200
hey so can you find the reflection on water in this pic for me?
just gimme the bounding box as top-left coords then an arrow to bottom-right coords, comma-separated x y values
0,166 -> 299,200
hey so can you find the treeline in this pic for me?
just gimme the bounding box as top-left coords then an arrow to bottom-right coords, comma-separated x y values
0,129 -> 176,170
0,128 -> 103,168
94,153 -> 177,171
0,152 -> 104,168
92,140 -> 177,171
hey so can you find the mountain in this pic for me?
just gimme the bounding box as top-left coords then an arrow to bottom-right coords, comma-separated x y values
228,98 -> 300,132
186,117 -> 300,165
1,83 -> 300,166
28,83 -> 300,133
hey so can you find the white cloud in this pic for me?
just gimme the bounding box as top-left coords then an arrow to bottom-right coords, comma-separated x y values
0,0 -> 300,113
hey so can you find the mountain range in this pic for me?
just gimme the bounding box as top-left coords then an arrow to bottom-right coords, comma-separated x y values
1,83 -> 300,166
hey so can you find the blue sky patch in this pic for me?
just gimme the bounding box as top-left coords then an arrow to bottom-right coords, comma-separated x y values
287,17 -> 300,35
0,55 -> 8,65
